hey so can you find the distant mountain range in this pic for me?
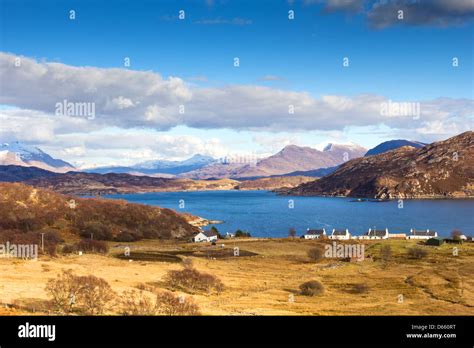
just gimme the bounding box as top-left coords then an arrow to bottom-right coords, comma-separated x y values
2,133 -> 472,199
181,143 -> 367,179
1,138 -> 438,181
87,154 -> 216,176
365,140 -> 426,156
0,142 -> 75,173
286,132 -> 474,199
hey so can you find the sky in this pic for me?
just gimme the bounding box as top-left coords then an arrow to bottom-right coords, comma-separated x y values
0,0 -> 473,168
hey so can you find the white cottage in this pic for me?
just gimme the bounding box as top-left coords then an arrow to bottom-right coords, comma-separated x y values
193,230 -> 219,243
407,229 -> 437,240
328,229 -> 351,240
358,228 -> 389,240
303,228 -> 326,239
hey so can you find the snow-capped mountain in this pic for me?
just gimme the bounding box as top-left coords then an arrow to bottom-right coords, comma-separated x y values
87,154 -> 217,176
0,142 -> 75,173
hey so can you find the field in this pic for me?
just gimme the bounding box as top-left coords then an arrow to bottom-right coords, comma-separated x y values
0,238 -> 473,315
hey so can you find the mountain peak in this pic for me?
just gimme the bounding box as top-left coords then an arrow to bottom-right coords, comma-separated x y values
0,142 -> 74,172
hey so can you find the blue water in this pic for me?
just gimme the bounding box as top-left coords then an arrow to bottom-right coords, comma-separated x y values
103,190 -> 474,238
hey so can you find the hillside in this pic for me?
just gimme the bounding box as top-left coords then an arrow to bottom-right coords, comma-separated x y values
24,172 -> 239,195
365,140 -> 426,156
0,182 -> 199,241
286,132 -> 474,199
237,176 -> 314,190
182,143 -> 366,179
0,165 -> 59,182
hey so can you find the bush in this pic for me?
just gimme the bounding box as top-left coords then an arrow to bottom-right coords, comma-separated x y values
307,247 -> 325,262
380,245 -> 392,262
76,239 -> 109,254
119,290 -> 158,316
407,247 -> 428,259
155,291 -> 200,316
45,270 -> 115,314
45,270 -> 82,313
115,231 -> 141,242
164,267 -> 224,294
77,275 -> 116,315
119,290 -> 200,316
79,221 -> 113,241
62,244 -> 76,254
299,280 -> 324,296
451,230 -> 463,241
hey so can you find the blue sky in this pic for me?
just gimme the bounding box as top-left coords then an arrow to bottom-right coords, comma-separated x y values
0,0 -> 473,167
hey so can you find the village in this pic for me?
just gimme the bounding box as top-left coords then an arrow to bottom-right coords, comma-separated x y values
192,226 -> 472,246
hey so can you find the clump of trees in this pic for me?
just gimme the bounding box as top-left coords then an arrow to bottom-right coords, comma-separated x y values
119,290 -> 200,316
45,270 -> 115,314
0,229 -> 62,256
0,183 -> 197,243
62,239 -> 109,254
164,265 -> 224,294
299,280 -> 324,296
234,230 -> 251,238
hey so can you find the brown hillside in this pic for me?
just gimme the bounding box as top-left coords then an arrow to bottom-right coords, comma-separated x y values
0,183 -> 199,241
287,132 -> 474,199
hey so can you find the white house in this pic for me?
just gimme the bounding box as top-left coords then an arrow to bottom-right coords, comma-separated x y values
329,229 -> 351,240
193,230 -> 219,243
358,228 -> 389,240
407,229 -> 437,240
303,228 -> 326,239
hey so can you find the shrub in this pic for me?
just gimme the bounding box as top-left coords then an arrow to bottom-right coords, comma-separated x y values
155,291 -> 200,316
119,290 -> 158,316
79,221 -> 114,241
451,230 -> 463,241
380,245 -> 392,262
119,290 -> 200,316
45,270 -> 115,314
62,244 -> 76,254
350,283 -> 369,294
164,267 -> 224,294
77,275 -> 116,315
45,270 -> 83,313
307,247 -> 325,262
76,239 -> 109,254
299,280 -> 324,296
407,247 -> 428,259
115,231 -> 140,242
288,228 -> 296,238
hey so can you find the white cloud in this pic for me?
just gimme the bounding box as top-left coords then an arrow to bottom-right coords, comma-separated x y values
1,52 -> 472,135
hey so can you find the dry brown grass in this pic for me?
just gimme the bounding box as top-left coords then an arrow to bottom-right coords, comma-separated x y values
0,238 -> 473,315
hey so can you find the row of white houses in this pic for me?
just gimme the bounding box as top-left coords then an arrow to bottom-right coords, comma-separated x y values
303,228 -> 438,240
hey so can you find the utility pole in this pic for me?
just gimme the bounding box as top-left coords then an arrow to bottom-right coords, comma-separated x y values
41,233 -> 45,253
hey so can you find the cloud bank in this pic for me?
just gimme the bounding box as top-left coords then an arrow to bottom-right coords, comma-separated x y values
1,52 -> 472,134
